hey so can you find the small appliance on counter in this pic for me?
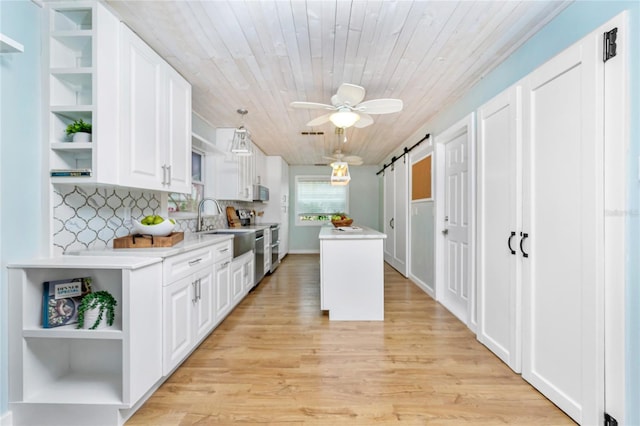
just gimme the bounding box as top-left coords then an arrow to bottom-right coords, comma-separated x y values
237,208 -> 252,226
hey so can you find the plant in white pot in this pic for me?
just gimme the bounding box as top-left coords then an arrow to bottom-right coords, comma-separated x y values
65,119 -> 92,142
76,290 -> 117,329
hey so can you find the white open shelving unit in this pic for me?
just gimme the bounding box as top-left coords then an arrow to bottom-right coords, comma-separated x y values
0,33 -> 24,53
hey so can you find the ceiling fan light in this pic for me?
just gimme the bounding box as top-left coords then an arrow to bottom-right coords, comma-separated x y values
330,161 -> 350,185
329,110 -> 360,128
231,127 -> 252,156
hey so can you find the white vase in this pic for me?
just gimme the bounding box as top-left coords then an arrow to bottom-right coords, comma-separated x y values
72,132 -> 91,143
82,307 -> 109,329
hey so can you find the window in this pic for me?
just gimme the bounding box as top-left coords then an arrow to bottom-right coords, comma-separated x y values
168,150 -> 204,213
295,175 -> 349,226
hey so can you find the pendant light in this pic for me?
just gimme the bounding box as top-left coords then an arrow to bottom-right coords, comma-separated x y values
231,108 -> 252,156
330,161 -> 350,185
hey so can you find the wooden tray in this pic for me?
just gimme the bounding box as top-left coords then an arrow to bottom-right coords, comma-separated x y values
113,232 -> 184,249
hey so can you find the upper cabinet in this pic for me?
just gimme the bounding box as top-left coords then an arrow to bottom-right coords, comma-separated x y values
119,25 -> 192,193
45,1 -> 192,192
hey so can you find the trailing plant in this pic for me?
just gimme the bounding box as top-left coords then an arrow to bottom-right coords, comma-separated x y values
65,119 -> 92,135
76,290 -> 117,329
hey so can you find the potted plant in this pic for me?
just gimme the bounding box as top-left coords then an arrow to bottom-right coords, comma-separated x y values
65,119 -> 92,142
76,290 -> 117,329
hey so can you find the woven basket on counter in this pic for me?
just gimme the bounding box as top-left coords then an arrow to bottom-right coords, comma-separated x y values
331,218 -> 353,227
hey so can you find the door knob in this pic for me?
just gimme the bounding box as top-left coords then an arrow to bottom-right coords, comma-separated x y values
442,229 -> 448,235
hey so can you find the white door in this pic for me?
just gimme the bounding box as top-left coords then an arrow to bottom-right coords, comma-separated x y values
383,161 -> 408,276
477,86 -> 522,372
441,132 -> 470,323
162,276 -> 193,375
119,25 -> 164,190
383,166 -> 395,264
521,29 -> 602,424
165,66 -> 192,193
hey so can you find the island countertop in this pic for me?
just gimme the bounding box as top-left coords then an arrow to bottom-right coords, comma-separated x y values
318,225 -> 387,240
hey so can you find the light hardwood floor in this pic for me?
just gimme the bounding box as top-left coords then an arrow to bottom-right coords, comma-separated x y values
128,254 -> 574,425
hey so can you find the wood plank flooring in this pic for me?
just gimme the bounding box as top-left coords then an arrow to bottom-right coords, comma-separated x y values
128,254 -> 574,425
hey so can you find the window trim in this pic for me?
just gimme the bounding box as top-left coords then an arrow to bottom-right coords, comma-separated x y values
295,175 -> 349,226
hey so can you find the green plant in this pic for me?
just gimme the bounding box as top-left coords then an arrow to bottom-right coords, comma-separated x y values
76,290 -> 117,329
65,119 -> 92,135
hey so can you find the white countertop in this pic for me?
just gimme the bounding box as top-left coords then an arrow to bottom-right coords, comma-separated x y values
318,224 -> 387,240
8,255 -> 163,269
66,233 -> 234,258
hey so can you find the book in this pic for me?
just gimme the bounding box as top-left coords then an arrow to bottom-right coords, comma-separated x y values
42,277 -> 92,328
50,169 -> 92,177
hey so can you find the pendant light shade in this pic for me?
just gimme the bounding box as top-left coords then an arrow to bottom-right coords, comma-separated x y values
329,109 -> 360,128
330,161 -> 350,185
230,108 -> 253,156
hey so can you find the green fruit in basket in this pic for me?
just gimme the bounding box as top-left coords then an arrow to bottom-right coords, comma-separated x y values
141,215 -> 153,225
169,219 -> 176,224
153,216 -> 164,225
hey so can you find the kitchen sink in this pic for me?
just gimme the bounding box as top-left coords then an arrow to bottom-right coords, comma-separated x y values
200,230 -> 255,258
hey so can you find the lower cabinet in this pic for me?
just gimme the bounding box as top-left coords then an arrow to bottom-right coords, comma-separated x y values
8,257 -> 164,426
215,257 -> 232,321
231,251 -> 254,304
162,264 -> 214,375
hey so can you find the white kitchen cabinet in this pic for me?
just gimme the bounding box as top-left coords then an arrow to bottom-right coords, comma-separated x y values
264,227 -> 271,275
263,156 -> 290,259
213,128 -> 269,201
231,251 -> 253,304
162,240 -> 230,375
119,24 -> 191,193
215,255 -> 232,321
8,256 -> 163,426
45,1 -> 120,186
383,158 -> 408,276
253,147 -> 265,185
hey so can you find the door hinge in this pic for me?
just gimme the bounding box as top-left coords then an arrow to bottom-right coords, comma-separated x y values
603,28 -> 618,63
604,412 -> 618,426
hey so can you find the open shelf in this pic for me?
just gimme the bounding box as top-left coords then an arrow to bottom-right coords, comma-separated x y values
23,320 -> 123,339
50,71 -> 93,106
0,33 -> 24,53
24,372 -> 121,405
51,7 -> 93,32
51,142 -> 93,151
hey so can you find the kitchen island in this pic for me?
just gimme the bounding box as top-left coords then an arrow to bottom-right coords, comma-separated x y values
319,225 -> 387,320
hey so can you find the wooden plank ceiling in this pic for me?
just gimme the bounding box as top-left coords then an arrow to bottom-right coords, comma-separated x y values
106,0 -> 570,166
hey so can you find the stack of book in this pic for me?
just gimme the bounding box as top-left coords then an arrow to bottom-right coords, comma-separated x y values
50,169 -> 92,177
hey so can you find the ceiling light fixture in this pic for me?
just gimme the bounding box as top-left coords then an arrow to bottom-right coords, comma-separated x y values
231,108 -> 252,156
329,108 -> 360,129
330,161 -> 350,186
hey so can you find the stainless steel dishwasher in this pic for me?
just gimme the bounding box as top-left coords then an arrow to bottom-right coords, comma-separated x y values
254,229 -> 265,287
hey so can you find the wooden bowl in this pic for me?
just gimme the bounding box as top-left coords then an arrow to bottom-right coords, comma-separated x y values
331,218 -> 353,227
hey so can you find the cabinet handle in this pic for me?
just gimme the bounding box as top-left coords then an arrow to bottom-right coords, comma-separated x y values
167,165 -> 172,185
218,261 -> 230,271
197,278 -> 202,301
507,231 -> 516,255
520,232 -> 529,258
161,164 -> 167,185
188,258 -> 203,266
218,248 -> 229,253
390,218 -> 394,229
192,281 -> 198,304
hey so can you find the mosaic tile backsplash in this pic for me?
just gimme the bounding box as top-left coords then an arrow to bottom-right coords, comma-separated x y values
53,185 -> 256,253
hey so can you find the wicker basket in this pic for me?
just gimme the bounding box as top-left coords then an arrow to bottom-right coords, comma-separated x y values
331,218 -> 353,227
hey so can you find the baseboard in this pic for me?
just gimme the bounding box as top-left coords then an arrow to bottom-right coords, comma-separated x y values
288,249 -> 319,254
409,274 -> 435,300
1,410 -> 13,426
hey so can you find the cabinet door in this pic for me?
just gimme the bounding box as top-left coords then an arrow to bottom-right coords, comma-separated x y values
231,260 -> 244,304
120,25 -> 164,191
193,267 -> 215,343
476,85 -> 521,373
244,256 -> 255,292
165,66 -> 191,193
215,260 -> 232,321
163,276 -> 193,375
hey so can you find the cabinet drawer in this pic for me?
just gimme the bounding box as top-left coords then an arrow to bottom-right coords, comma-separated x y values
212,240 -> 233,262
163,246 -> 214,285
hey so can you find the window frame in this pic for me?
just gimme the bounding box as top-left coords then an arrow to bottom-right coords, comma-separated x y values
294,175 -> 349,226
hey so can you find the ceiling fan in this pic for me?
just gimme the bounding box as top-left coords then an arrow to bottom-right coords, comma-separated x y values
323,149 -> 363,166
290,83 -> 403,129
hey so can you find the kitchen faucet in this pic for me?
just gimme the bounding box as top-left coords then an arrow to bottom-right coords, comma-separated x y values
197,198 -> 223,232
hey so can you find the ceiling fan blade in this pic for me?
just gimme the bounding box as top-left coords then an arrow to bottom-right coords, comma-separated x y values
344,155 -> 363,166
306,113 -> 332,126
354,113 -> 374,128
322,155 -> 338,161
355,98 -> 403,114
290,101 -> 335,110
334,83 -> 365,106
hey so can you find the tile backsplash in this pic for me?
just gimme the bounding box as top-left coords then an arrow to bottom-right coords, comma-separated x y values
53,185 -> 260,254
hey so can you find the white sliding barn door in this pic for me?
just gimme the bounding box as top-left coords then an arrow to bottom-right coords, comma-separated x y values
476,86 -> 522,373
384,159 -> 408,276
521,28 -> 603,425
